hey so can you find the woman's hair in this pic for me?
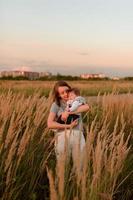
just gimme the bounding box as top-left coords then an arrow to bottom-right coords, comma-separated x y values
52,81 -> 71,106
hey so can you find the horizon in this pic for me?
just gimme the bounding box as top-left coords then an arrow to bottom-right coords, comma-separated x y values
1,0 -> 133,76
0,67 -> 133,78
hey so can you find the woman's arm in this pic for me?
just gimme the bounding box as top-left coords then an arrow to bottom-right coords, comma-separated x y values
61,104 -> 90,121
47,112 -> 78,129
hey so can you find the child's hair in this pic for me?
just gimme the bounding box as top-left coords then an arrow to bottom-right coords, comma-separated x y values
69,87 -> 80,96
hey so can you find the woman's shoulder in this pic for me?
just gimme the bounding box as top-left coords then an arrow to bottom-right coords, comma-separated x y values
50,101 -> 60,113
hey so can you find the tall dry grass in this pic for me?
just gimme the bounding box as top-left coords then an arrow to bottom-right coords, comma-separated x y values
47,113 -> 131,200
0,90 -> 54,200
0,89 -> 132,200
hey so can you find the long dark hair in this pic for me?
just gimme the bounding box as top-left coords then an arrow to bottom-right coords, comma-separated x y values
52,81 -> 71,106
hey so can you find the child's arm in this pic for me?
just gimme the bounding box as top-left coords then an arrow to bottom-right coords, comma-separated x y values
69,100 -> 82,112
70,104 -> 90,114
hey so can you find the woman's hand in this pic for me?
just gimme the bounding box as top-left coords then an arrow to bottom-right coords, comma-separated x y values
61,111 -> 69,121
69,119 -> 78,128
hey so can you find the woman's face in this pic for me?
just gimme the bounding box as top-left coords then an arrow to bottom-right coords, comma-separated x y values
58,86 -> 69,101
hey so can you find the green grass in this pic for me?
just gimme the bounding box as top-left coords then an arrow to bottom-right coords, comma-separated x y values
0,80 -> 133,97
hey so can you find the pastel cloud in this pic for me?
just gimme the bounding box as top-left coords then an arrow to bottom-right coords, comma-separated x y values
0,41 -> 133,75
13,66 -> 32,71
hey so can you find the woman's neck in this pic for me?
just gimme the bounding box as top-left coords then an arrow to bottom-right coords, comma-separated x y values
61,99 -> 67,104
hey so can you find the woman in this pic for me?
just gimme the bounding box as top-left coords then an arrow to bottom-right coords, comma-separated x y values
47,81 -> 89,161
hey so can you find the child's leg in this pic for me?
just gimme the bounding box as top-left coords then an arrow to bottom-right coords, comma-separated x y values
66,114 -> 79,124
56,115 -> 65,124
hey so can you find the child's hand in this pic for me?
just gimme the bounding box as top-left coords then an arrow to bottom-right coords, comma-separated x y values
61,111 -> 69,121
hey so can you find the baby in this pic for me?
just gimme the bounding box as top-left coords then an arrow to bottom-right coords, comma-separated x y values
57,88 -> 86,124
66,88 -> 86,112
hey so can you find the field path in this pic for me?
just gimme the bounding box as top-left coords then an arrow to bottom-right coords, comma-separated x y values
87,93 -> 133,104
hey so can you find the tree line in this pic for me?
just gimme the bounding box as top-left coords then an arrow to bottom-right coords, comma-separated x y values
0,74 -> 133,81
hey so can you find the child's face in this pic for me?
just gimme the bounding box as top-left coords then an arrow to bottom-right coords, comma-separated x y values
68,91 -> 77,100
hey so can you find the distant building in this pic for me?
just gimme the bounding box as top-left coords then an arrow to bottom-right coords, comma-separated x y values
0,71 -> 2,77
0,71 -> 14,77
111,76 -> 120,80
0,70 -> 53,80
24,71 -> 39,79
0,70 -> 39,80
80,73 -> 106,79
39,72 -> 52,78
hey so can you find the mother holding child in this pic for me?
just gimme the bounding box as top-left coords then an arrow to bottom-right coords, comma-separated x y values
47,81 -> 89,161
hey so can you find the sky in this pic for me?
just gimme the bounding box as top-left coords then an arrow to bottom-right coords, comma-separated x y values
0,0 -> 133,77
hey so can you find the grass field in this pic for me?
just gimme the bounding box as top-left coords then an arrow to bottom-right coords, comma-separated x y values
0,80 -> 133,96
0,80 -> 133,200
